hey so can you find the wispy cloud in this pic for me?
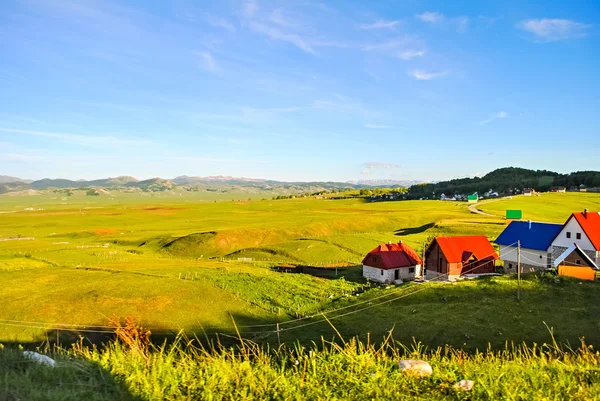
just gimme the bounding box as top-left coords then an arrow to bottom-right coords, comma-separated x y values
518,18 -> 591,41
364,124 -> 392,129
480,111 -> 508,125
269,8 -> 296,27
248,21 -> 315,54
359,19 -> 402,30
0,127 -> 153,147
243,0 -> 258,18
362,36 -> 426,60
207,16 -> 236,32
312,94 -> 374,116
0,152 -> 44,162
409,70 -> 448,80
417,12 -> 445,23
417,12 -> 469,32
361,162 -> 401,175
196,51 -> 219,73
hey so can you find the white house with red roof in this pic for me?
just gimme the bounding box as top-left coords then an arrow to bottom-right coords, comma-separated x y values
550,209 -> 600,267
362,241 -> 422,284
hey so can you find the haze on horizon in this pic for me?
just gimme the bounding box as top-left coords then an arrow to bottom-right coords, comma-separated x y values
1,0 -> 599,182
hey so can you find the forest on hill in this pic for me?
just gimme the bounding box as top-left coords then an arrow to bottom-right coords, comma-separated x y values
407,167 -> 600,198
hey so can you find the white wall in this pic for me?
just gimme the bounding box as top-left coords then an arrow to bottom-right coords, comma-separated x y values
499,245 -> 548,268
552,217 -> 595,251
363,264 -> 421,283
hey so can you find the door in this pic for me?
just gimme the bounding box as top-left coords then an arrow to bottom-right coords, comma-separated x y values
394,269 -> 399,280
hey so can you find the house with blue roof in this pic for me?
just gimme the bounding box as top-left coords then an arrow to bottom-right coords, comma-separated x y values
495,220 -> 563,272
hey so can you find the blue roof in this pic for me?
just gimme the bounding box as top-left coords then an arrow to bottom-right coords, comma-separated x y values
495,221 -> 563,251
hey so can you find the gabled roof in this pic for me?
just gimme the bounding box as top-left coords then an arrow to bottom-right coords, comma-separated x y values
572,211 -> 600,250
432,236 -> 498,264
362,242 -> 422,270
553,243 -> 599,269
495,221 -> 563,251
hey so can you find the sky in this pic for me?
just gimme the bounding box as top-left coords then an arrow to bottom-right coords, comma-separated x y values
0,0 -> 599,182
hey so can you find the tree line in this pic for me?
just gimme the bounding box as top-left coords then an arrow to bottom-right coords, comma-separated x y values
407,167 -> 600,199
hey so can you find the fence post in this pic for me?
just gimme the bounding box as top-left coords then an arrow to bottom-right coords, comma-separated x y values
277,323 -> 281,347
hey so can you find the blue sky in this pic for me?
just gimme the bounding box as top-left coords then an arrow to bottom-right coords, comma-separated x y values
1,0 -> 599,182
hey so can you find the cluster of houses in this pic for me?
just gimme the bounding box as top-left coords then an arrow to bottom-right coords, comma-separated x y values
362,209 -> 600,283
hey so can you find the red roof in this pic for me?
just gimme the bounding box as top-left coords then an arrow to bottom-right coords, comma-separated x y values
573,211 -> 600,250
362,242 -> 422,270
433,236 -> 498,264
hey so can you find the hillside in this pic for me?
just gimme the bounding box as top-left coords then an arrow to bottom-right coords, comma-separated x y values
408,167 -> 600,198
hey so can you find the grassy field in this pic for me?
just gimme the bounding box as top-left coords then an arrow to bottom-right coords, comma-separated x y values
0,191 -> 599,347
2,335 -> 600,400
2,191 -> 600,399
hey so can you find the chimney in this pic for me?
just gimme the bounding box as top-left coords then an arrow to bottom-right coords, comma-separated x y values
528,220 -> 532,229
584,208 -> 588,218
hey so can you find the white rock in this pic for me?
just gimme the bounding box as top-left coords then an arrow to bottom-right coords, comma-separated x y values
454,379 -> 474,391
397,359 -> 432,377
23,351 -> 56,367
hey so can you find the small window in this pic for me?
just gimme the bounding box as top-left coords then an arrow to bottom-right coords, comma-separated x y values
576,260 -> 581,265
409,267 -> 415,273
508,263 -> 513,269
566,232 -> 571,238
381,270 -> 384,276
539,255 -> 543,259
576,233 -> 582,240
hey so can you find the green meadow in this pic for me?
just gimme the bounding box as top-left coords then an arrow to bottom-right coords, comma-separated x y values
1,190 -> 599,348
2,190 -> 600,400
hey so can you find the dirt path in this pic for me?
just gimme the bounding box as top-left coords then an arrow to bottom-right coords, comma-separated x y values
468,202 -> 497,217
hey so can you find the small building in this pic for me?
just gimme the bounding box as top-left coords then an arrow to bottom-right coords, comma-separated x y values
549,209 -> 600,267
495,220 -> 562,272
523,188 -> 535,196
467,194 -> 478,203
553,243 -> 599,281
362,241 -> 422,284
579,184 -> 588,192
550,186 -> 566,193
424,236 -> 498,280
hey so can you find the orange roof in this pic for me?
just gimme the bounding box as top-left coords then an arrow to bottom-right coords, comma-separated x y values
572,211 -> 600,250
433,236 -> 498,264
362,242 -> 422,270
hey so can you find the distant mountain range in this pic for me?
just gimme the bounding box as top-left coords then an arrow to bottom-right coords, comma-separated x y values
0,174 -> 406,195
0,175 -> 33,184
3,168 -> 598,196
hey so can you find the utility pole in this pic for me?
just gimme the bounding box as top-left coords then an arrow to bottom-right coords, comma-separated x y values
517,240 -> 521,300
422,242 -> 426,279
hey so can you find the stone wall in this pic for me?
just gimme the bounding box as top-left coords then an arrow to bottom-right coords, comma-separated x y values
550,246 -> 568,266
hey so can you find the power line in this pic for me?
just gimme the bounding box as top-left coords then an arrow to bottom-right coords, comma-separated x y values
0,244 -> 517,337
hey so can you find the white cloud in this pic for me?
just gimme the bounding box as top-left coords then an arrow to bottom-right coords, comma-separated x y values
480,111 -> 508,125
417,12 -> 469,32
197,51 -> 219,72
397,49 -> 426,60
518,18 -> 591,41
409,70 -> 448,80
248,21 -> 315,54
362,36 -> 426,60
207,16 -> 236,32
361,162 -> 401,175
359,19 -> 401,30
0,127 -> 153,147
455,16 -> 469,33
364,124 -> 391,129
417,12 -> 445,23
269,8 -> 296,27
243,0 -> 258,18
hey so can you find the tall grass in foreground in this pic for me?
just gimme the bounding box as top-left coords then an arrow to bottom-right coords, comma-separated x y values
4,333 -> 598,401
